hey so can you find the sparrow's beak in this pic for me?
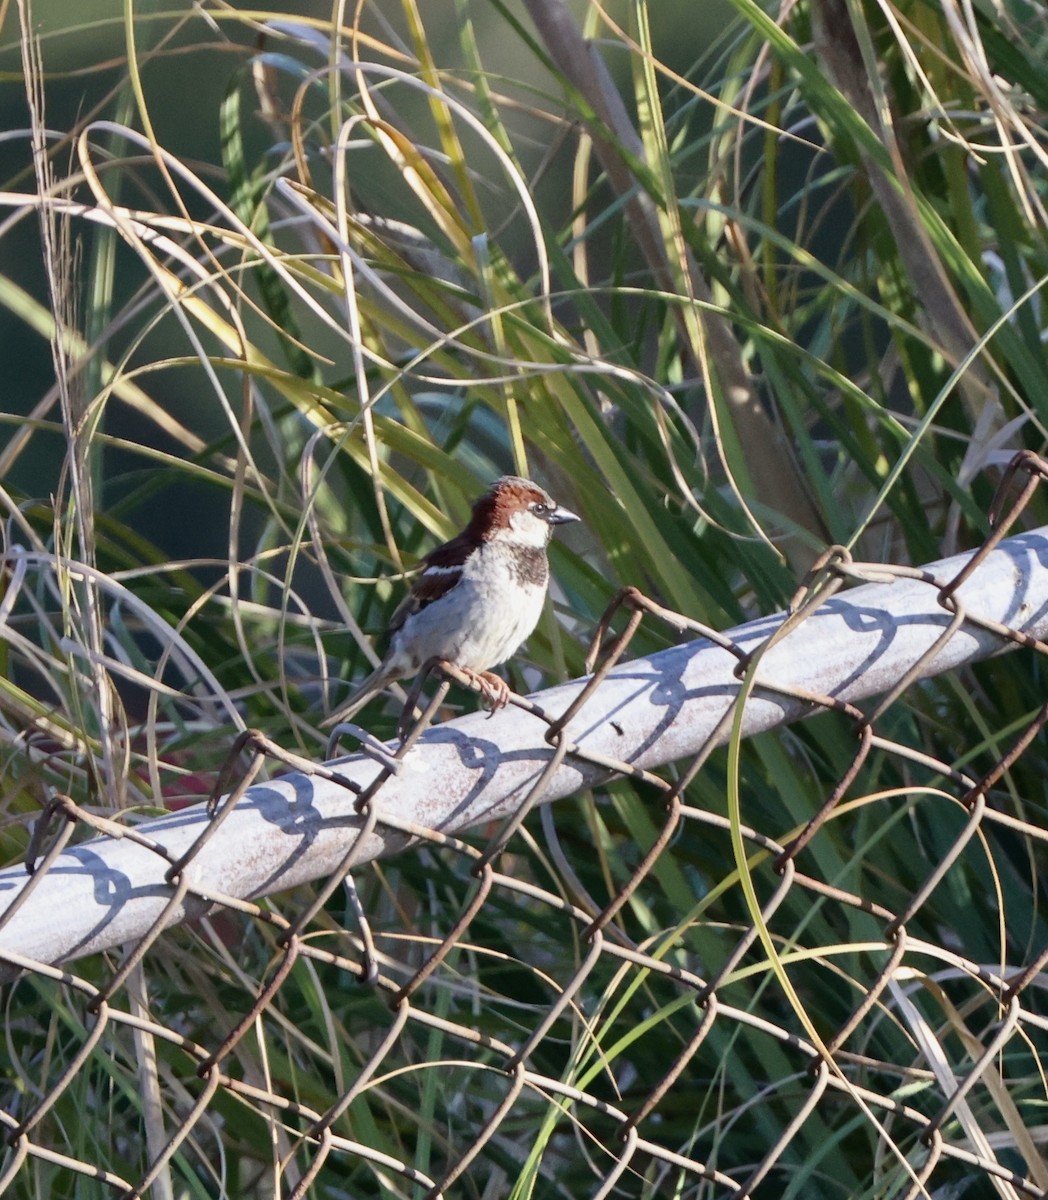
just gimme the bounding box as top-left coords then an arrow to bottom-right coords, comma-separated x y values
547,504 -> 580,526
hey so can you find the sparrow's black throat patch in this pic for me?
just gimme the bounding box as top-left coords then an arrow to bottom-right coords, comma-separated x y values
508,545 -> 549,588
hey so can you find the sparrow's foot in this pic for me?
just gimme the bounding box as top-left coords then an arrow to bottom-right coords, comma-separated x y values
460,667 -> 511,712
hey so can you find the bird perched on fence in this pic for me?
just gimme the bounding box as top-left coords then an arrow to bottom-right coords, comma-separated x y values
322,475 -> 579,727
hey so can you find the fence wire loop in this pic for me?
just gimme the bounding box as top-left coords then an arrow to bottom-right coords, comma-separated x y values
23,792 -> 79,877
7,452 -> 1048,1195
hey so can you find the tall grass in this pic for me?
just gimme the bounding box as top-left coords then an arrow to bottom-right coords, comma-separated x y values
2,0 -> 1047,1195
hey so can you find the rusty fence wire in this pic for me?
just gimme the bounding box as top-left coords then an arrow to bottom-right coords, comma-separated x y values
6,452 -> 1048,1197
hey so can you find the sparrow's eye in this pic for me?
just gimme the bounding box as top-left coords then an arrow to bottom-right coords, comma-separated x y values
530,502 -> 549,517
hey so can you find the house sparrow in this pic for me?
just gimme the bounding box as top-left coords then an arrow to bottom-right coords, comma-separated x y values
322,476 -> 579,727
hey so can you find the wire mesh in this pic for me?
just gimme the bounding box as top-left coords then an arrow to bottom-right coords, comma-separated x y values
5,453 -> 1048,1198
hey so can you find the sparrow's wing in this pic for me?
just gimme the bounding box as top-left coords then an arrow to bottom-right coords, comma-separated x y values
323,535 -> 469,729
387,562 -> 462,635
387,524 -> 474,635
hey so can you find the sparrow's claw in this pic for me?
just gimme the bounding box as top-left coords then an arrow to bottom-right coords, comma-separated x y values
481,671 -> 512,711
459,667 -> 511,712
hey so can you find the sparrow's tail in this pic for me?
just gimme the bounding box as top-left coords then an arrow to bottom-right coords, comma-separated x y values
320,663 -> 395,729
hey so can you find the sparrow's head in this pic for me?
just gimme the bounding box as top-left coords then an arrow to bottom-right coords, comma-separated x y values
472,475 -> 580,548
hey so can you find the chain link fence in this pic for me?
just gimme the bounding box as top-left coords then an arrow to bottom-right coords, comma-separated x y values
5,452 -> 1048,1197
